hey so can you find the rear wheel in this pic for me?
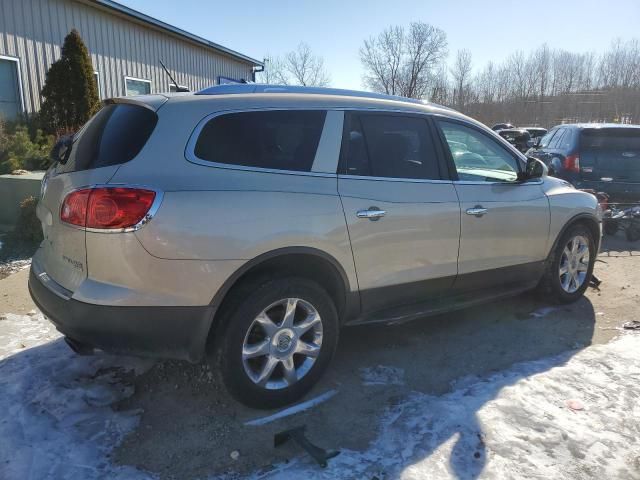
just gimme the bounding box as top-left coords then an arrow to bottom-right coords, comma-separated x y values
538,225 -> 596,304
210,277 -> 339,409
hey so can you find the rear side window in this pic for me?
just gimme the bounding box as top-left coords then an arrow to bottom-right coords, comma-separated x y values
193,110 -> 326,172
580,129 -> 640,150
340,113 -> 440,180
57,103 -> 158,173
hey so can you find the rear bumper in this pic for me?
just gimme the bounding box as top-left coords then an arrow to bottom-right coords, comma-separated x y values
28,267 -> 215,362
574,180 -> 640,203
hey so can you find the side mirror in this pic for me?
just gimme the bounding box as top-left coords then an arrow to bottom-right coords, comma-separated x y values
518,157 -> 547,181
51,135 -> 73,164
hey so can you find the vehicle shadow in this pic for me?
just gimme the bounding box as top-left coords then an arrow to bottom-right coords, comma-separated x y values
112,291 -> 597,479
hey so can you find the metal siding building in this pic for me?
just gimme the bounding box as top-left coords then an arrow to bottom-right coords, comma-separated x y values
0,0 -> 261,118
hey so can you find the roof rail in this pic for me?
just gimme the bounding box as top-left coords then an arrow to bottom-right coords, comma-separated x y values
195,84 -> 429,105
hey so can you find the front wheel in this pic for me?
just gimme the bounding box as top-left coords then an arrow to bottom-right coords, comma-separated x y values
210,277 -> 339,409
538,225 -> 596,304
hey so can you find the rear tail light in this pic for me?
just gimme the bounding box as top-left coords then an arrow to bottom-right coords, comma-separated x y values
61,187 -> 156,230
563,154 -> 580,173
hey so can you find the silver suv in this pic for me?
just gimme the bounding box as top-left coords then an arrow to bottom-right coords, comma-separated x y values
29,85 -> 601,408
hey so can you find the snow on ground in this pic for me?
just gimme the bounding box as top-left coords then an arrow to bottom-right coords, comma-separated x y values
260,334 -> 640,480
0,313 -> 154,479
1,311 -> 639,480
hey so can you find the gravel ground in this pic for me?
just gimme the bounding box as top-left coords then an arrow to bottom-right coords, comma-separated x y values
0,236 -> 638,479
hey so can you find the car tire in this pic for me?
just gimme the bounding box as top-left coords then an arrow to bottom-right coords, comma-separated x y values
209,276 -> 339,409
537,224 -> 596,304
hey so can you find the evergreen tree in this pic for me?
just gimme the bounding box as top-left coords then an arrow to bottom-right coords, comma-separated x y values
40,29 -> 100,134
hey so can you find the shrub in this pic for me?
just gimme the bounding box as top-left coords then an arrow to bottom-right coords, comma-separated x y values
13,196 -> 43,243
0,124 -> 55,174
40,29 -> 100,135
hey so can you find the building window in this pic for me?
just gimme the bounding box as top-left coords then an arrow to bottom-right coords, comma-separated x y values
169,84 -> 188,92
0,56 -> 23,120
94,71 -> 102,99
125,76 -> 151,96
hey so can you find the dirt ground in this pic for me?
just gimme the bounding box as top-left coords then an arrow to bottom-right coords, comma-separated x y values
1,237 -> 639,479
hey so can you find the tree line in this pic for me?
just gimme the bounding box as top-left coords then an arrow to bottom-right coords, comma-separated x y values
261,25 -> 640,127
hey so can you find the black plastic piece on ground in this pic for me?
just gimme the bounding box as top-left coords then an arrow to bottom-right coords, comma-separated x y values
589,274 -> 602,289
274,425 -> 340,468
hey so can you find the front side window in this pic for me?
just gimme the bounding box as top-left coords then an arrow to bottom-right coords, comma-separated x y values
340,113 -> 440,180
125,77 -> 151,96
438,120 -> 520,182
193,110 -> 326,172
538,129 -> 557,148
548,128 -> 566,149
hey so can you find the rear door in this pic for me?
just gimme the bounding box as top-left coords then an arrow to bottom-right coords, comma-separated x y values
338,111 -> 460,314
435,118 -> 550,291
578,128 -> 640,183
36,101 -> 159,292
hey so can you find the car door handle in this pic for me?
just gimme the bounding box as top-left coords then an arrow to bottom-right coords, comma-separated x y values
357,207 -> 386,220
466,206 -> 488,217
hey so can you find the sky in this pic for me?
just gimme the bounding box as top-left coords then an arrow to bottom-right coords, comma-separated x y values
118,0 -> 640,90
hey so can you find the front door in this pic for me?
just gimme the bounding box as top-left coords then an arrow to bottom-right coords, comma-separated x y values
435,118 -> 550,292
338,112 -> 461,314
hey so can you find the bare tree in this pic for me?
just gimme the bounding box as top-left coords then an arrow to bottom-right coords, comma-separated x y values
451,49 -> 473,109
258,44 -> 330,87
360,22 -> 447,99
283,43 -> 330,87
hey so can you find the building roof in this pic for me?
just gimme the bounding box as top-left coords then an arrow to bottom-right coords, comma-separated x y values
87,0 -> 263,67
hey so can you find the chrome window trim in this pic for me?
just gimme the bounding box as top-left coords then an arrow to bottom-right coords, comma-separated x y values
59,184 -> 164,234
338,174 -> 454,184
0,54 -> 26,115
184,107 -> 339,178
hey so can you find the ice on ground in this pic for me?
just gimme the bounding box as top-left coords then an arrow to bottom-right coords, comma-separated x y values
2,311 -> 639,480
360,365 -> 405,386
0,313 -> 154,480
529,306 -> 557,318
259,334 -> 640,480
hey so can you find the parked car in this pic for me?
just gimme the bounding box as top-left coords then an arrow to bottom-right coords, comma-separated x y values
523,127 -> 548,140
491,122 -> 514,131
29,85 -> 601,408
527,123 -> 640,202
497,128 -> 532,153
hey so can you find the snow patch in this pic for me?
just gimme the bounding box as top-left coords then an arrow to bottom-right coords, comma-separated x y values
360,365 -> 405,386
256,334 -> 640,479
0,313 -> 154,479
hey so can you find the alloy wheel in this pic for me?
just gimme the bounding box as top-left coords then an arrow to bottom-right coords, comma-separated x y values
242,298 -> 323,390
558,235 -> 590,293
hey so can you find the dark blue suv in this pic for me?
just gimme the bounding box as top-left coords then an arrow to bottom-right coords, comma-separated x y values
527,123 -> 640,202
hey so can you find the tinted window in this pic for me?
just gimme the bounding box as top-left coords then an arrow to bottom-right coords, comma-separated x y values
194,110 -> 326,172
548,128 -> 566,148
56,103 -> 158,173
538,129 -> 557,148
438,120 -> 520,182
340,114 -> 440,180
580,128 -> 640,150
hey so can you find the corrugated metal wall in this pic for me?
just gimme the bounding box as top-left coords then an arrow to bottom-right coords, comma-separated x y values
0,0 -> 255,114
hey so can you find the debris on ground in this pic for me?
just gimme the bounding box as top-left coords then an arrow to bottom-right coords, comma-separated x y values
360,365 -> 405,386
274,425 -> 340,468
566,399 -> 585,411
622,320 -> 640,330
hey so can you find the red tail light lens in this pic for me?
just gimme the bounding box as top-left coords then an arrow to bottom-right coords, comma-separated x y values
60,187 -> 156,230
563,154 -> 580,173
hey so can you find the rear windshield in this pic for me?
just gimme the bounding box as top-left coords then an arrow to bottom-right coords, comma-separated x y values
56,103 -> 158,173
193,110 -> 326,172
580,129 -> 640,150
